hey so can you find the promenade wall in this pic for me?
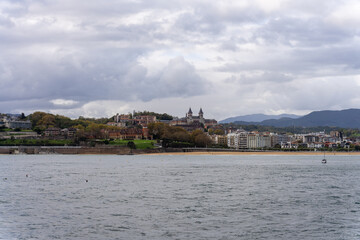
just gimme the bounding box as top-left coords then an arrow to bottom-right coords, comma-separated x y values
0,146 -> 182,155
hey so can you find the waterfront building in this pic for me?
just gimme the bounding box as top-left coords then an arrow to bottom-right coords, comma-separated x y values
307,142 -> 324,148
227,133 -> 238,148
271,134 -> 292,147
226,131 -> 272,149
226,130 -> 248,149
217,135 -> 228,146
211,135 -> 224,146
281,141 -> 299,149
247,133 -> 271,149
303,135 -> 320,143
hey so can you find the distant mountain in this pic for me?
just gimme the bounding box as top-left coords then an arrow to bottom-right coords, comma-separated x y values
230,109 -> 360,129
220,113 -> 301,124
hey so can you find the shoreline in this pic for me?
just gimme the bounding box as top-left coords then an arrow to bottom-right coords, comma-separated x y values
1,152 -> 359,156
1,145 -> 360,155
144,151 -> 360,156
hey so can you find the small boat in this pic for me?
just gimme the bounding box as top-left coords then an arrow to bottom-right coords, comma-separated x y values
322,151 -> 327,164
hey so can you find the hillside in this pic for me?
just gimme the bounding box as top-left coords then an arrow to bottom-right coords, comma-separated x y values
220,113 -> 301,123
231,109 -> 360,129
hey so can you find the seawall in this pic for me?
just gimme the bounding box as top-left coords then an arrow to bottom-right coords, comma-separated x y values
0,146 -> 183,155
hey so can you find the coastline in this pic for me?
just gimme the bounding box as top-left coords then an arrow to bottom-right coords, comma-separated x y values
1,145 -> 360,155
144,151 -> 360,156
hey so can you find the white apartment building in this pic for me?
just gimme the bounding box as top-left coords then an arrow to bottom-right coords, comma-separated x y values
227,131 -> 248,149
247,134 -> 271,149
227,131 -> 273,149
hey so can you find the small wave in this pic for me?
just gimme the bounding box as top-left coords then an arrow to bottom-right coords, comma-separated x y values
110,213 -> 132,217
106,226 -> 130,232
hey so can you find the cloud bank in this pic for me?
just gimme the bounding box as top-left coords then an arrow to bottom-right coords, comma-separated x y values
1,0 -> 360,119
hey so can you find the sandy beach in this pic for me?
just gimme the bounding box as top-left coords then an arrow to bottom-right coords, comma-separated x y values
145,151 -> 360,156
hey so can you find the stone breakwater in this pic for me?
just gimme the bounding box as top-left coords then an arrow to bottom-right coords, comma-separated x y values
0,146 -> 176,155
0,146 -> 255,155
0,146 -> 275,155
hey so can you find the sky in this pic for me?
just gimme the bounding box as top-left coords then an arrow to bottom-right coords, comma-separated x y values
1,0 -> 360,120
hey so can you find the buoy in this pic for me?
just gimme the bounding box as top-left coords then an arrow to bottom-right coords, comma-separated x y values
85,180 -> 88,182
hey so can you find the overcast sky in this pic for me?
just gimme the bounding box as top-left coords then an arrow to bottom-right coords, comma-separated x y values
1,0 -> 360,120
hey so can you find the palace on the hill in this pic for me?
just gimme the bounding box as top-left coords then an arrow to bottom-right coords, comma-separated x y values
170,108 -> 217,131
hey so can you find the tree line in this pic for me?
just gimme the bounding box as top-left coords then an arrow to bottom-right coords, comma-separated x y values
148,122 -> 212,148
28,112 -> 115,134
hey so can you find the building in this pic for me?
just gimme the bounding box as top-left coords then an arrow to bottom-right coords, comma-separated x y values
107,128 -> 143,140
4,120 -> 32,129
113,113 -> 157,127
227,130 -> 248,149
133,115 -> 157,127
247,133 -> 271,149
324,142 -> 338,148
114,114 -> 132,123
226,131 -> 272,149
142,127 -> 152,140
281,141 -> 299,149
271,134 -> 292,147
61,128 -> 77,138
211,135 -> 228,146
308,142 -> 324,148
225,131 -> 246,149
44,127 -> 61,137
303,135 -> 320,143
107,122 -> 126,127
330,131 -> 342,140
170,108 -> 217,130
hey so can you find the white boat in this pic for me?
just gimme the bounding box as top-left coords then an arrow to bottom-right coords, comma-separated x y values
322,151 -> 327,164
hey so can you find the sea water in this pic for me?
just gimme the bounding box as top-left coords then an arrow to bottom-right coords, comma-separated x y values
1,154 -> 360,240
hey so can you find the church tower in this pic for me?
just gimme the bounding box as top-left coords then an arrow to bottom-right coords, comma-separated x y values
187,108 -> 193,124
199,108 -> 204,124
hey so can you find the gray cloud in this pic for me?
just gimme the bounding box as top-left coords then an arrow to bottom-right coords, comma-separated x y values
226,72 -> 293,84
257,17 -> 350,47
1,0 -> 360,118
0,49 -> 207,111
